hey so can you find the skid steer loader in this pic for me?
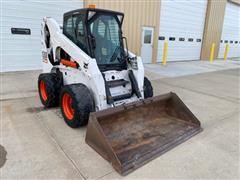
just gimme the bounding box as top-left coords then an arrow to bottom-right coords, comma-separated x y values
38,7 -> 202,175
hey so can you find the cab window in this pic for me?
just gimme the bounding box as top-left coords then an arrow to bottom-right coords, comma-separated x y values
73,15 -> 88,54
63,16 -> 74,40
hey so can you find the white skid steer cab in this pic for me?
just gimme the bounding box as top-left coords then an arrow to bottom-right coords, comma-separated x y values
38,7 -> 202,175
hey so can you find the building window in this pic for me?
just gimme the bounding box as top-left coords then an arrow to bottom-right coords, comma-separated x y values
159,36 -> 165,40
144,30 -> 152,44
196,39 -> 201,42
179,37 -> 185,41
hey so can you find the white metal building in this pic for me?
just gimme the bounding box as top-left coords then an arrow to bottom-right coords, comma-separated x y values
218,2 -> 240,58
0,0 -> 239,72
157,0 -> 208,62
1,0 -> 83,72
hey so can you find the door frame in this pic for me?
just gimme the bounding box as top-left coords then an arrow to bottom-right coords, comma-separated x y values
141,26 -> 154,63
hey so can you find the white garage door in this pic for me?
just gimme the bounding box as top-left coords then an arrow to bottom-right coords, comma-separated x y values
218,2 -> 240,59
157,0 -> 207,62
0,0 -> 83,72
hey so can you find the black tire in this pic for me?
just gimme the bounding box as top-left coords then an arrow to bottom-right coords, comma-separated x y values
60,84 -> 95,128
38,73 -> 61,107
143,77 -> 153,99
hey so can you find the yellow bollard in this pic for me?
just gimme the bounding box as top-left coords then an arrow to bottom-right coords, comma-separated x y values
224,44 -> 229,61
162,41 -> 168,65
209,43 -> 215,62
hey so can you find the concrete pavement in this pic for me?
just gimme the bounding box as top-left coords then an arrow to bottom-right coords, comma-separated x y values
0,60 -> 239,179
145,58 -> 240,79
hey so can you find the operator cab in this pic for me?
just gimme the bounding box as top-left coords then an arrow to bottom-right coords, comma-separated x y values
63,8 -> 128,71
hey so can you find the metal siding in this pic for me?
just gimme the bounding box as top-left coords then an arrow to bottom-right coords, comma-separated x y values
201,0 -> 227,60
157,0 -> 207,62
218,2 -> 240,58
85,0 -> 161,63
1,0 -> 83,72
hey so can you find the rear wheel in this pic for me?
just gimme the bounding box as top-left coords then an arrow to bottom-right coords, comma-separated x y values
143,77 -> 153,99
60,84 -> 95,128
38,73 -> 61,107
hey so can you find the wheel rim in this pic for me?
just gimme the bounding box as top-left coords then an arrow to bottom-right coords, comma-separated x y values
40,80 -> 48,101
62,93 -> 74,120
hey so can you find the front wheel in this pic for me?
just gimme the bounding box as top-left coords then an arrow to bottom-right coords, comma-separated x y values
60,84 -> 95,128
143,77 -> 153,99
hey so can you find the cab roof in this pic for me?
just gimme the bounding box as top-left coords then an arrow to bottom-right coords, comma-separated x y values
64,8 -> 124,17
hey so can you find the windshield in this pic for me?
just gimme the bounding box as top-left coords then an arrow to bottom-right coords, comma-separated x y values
90,15 -> 124,66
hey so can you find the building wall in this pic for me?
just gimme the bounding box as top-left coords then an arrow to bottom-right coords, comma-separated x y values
85,0 -> 161,63
201,0 -> 240,60
85,0 -> 239,62
1,0 -> 84,72
201,0 -> 227,60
